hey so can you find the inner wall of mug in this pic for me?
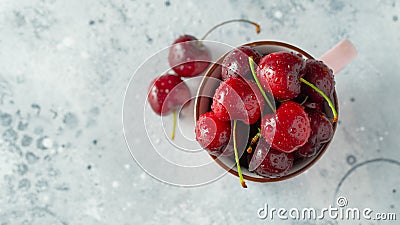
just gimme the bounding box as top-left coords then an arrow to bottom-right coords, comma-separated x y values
195,41 -> 338,182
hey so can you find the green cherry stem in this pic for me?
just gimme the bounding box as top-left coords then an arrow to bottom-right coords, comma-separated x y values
249,57 -> 276,113
171,110 -> 177,140
300,78 -> 338,122
233,120 -> 247,188
299,96 -> 309,105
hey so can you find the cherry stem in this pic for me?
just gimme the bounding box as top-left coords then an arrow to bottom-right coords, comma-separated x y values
300,96 -> 309,105
246,132 -> 261,154
249,57 -> 276,113
233,120 -> 247,188
300,78 -> 338,122
200,19 -> 261,41
171,110 -> 177,140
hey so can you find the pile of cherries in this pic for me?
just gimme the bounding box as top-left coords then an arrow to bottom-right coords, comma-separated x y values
195,47 -> 337,188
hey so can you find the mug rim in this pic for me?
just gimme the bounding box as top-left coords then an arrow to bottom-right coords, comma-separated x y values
194,40 -> 338,183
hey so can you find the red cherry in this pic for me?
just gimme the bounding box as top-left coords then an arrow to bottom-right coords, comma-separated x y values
303,101 -> 324,112
221,46 -> 262,80
256,51 -> 305,101
195,112 -> 231,156
261,101 -> 311,153
295,109 -> 333,158
251,139 -> 294,178
147,74 -> 190,115
301,59 -> 335,103
296,142 -> 322,158
168,35 -> 211,77
168,19 -> 262,78
309,109 -> 334,144
211,77 -> 264,125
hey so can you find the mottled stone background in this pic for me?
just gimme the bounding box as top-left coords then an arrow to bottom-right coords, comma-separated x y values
0,0 -> 399,224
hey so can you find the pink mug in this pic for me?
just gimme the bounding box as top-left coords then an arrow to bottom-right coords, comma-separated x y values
194,39 -> 357,182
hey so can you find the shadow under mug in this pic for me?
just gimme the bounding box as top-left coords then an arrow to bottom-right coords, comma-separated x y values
194,40 -> 357,182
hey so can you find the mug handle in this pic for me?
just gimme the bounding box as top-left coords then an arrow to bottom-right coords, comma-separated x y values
318,39 -> 357,74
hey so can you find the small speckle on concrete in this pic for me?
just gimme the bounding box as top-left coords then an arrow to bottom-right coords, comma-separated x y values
16,163 -> 28,176
31,103 -> 41,115
112,181 -> 119,188
393,16 -> 398,21
329,0 -> 345,12
25,152 -> 39,164
37,136 -> 53,150
54,183 -> 70,191
63,112 -> 79,128
35,179 -> 49,191
274,10 -> 283,19
146,34 -> 153,44
18,121 -> 29,131
346,155 -> 356,165
0,112 -> 12,126
3,128 -> 18,142
34,126 -> 44,135
18,178 -> 31,190
165,0 -> 171,7
48,168 -> 59,177
89,107 -> 100,116
21,135 -> 33,146
350,97 -> 355,102
89,20 -> 95,25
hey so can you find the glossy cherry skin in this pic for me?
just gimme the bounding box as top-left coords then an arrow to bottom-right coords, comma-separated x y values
261,101 -> 311,153
301,59 -> 335,103
221,46 -> 262,80
308,109 -> 334,144
296,109 -> 333,158
168,35 -> 211,77
304,102 -> 324,112
195,112 -> 231,156
257,51 -> 305,101
251,139 -> 294,178
211,77 -> 264,125
147,74 -> 190,115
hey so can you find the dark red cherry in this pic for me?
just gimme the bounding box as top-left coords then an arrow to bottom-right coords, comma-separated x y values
211,77 -> 264,125
195,112 -> 231,156
296,109 -> 333,158
251,139 -> 294,178
304,102 -> 324,112
168,19 -> 261,78
261,101 -> 311,153
221,46 -> 262,80
168,35 -> 211,77
296,142 -> 322,158
301,59 -> 335,103
256,51 -> 305,101
308,109 -> 334,144
147,74 -> 190,115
